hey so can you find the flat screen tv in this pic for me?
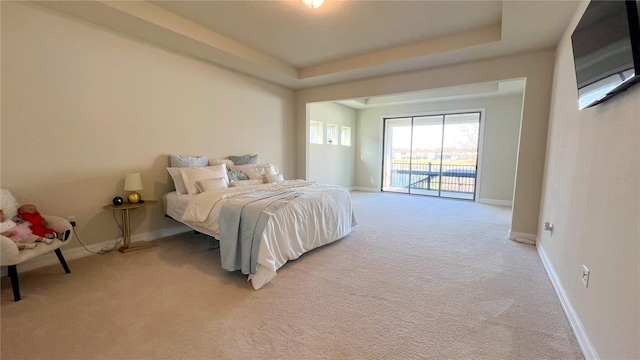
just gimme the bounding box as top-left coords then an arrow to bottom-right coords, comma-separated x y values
571,0 -> 640,110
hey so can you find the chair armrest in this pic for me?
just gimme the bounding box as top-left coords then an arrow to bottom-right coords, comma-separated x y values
42,215 -> 73,236
1,235 -> 21,266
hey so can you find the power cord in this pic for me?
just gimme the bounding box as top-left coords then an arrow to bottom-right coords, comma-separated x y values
71,212 -> 123,254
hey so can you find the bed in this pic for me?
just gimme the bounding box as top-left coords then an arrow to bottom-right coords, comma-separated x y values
163,179 -> 355,289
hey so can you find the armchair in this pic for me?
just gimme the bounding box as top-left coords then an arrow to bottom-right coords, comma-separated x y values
1,189 -> 72,301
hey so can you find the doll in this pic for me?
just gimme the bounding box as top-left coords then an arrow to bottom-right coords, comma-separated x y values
1,210 -> 39,249
17,204 -> 70,241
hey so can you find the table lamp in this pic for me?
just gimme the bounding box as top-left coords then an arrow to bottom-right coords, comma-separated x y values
124,173 -> 143,203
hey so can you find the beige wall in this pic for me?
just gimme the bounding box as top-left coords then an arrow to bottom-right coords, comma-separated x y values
538,2 -> 640,358
1,2 -> 295,250
308,102 -> 356,187
297,50 -> 555,238
355,94 -> 523,203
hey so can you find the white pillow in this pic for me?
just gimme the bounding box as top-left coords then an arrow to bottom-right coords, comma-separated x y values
167,167 -> 189,195
196,177 -> 228,192
209,158 -> 234,169
169,154 -> 208,167
234,179 -> 266,188
230,162 -> 278,171
179,164 -> 229,195
264,173 -> 284,183
231,163 -> 278,181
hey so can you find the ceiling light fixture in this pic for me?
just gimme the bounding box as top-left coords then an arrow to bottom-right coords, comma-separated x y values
301,0 -> 324,9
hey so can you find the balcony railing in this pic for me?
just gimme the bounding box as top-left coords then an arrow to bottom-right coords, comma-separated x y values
389,162 -> 476,193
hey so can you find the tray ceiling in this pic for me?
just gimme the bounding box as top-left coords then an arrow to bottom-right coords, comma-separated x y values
35,1 -> 580,90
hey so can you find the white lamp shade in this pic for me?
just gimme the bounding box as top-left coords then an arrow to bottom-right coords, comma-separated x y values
124,173 -> 143,191
301,0 -> 324,8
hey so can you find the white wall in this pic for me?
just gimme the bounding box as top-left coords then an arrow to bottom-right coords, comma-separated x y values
538,2 -> 640,358
308,102 -> 356,187
355,94 -> 523,203
297,50 -> 555,239
1,2 -> 295,250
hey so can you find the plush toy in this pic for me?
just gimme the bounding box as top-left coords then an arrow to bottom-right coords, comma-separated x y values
1,210 -> 39,249
0,189 -> 19,221
0,189 -> 41,249
17,204 -> 70,241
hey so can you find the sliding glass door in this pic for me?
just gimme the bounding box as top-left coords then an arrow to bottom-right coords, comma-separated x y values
382,118 -> 412,193
382,112 -> 480,200
408,115 -> 444,196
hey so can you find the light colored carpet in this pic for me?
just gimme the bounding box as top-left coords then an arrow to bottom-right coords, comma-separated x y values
1,192 -> 583,359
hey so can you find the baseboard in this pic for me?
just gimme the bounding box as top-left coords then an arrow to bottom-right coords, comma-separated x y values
1,225 -> 191,276
477,198 -> 512,207
507,229 -> 536,245
351,187 -> 380,192
537,242 -> 599,360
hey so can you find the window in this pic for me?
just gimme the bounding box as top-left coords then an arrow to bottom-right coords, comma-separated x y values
341,126 -> 351,146
327,124 -> 339,145
310,121 -> 323,144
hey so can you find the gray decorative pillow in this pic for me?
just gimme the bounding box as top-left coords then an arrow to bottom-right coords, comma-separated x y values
229,154 -> 259,165
228,170 -> 249,182
170,154 -> 208,167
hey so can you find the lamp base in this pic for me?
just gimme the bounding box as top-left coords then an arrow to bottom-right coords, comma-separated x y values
128,192 -> 141,204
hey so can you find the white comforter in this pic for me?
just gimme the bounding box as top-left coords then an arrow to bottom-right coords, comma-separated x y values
180,180 -> 355,289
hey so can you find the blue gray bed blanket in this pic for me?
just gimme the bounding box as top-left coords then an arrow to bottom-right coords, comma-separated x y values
219,190 -> 301,275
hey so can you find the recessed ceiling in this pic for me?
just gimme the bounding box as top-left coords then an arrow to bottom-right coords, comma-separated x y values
335,79 -> 526,109
149,0 -> 503,68
35,1 -> 580,90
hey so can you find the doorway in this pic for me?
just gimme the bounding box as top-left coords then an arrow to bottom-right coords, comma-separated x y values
382,112 -> 481,200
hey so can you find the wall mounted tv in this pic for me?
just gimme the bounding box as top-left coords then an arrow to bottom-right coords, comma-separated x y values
571,0 -> 640,110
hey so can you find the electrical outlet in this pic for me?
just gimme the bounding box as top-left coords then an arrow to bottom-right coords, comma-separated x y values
67,216 -> 77,227
581,265 -> 590,287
